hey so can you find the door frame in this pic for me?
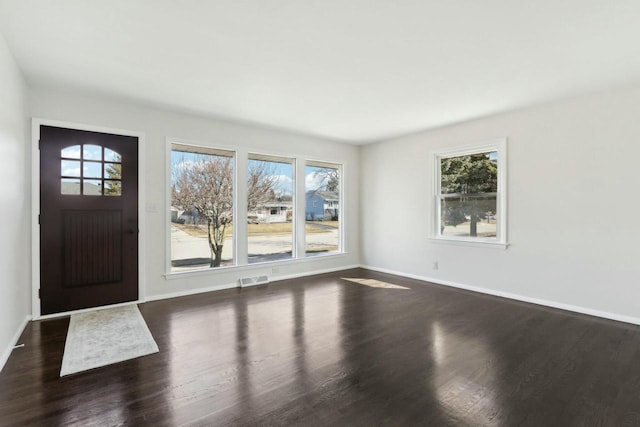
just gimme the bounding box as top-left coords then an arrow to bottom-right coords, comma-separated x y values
31,118 -> 146,319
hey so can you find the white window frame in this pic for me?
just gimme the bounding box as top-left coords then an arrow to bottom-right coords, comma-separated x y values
165,138 -> 348,277
431,138 -> 508,248
247,152 -> 297,264
305,160 -> 344,255
169,142 -> 238,272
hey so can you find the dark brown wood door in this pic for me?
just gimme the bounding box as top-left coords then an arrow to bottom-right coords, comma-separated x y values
40,125 -> 139,315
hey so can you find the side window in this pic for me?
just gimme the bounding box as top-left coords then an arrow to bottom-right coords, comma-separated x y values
60,145 -> 122,196
433,139 -> 507,246
305,161 -> 341,256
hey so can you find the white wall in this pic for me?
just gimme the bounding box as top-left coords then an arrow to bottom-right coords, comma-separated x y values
0,33 -> 30,370
360,82 -> 640,322
30,88 -> 360,305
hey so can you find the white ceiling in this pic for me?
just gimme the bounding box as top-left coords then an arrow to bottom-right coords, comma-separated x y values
1,0 -> 640,144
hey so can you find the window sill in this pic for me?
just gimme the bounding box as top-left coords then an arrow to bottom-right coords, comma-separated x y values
164,264 -> 237,280
428,237 -> 509,250
164,251 -> 349,280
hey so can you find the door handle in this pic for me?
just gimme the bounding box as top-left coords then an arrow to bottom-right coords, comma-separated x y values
128,228 -> 138,235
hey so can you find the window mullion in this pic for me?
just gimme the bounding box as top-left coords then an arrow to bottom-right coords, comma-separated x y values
235,151 -> 248,266
295,158 -> 307,259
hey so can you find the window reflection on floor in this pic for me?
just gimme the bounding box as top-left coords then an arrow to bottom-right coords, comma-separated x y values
342,277 -> 409,289
431,322 -> 498,422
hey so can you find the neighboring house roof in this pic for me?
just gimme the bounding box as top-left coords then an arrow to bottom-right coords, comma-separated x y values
307,191 -> 338,202
261,201 -> 293,208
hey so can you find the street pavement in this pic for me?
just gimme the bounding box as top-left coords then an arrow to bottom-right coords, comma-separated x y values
170,225 -> 339,270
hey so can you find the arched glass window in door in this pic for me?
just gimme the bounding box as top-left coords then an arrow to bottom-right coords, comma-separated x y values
60,145 -> 122,196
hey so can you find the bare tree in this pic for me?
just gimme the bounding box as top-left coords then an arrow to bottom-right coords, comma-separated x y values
247,160 -> 280,212
310,167 -> 339,192
172,155 -> 233,267
172,154 -> 279,267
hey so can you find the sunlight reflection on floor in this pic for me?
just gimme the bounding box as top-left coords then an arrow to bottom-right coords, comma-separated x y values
341,278 -> 409,289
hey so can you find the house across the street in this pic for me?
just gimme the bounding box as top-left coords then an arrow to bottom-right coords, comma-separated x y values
305,191 -> 339,221
249,202 -> 292,223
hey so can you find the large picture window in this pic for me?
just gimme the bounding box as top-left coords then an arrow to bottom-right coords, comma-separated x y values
433,139 -> 507,246
170,144 -> 235,271
247,154 -> 294,263
168,143 -> 345,274
305,161 -> 341,256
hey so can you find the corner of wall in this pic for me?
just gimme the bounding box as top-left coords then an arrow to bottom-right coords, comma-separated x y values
0,31 -> 32,372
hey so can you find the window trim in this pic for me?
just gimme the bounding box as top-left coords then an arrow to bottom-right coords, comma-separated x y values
430,138 -> 508,248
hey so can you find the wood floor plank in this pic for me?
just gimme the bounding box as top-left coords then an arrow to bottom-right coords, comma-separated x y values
2,268 -> 640,426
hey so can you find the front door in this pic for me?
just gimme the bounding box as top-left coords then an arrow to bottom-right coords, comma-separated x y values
40,125 -> 139,315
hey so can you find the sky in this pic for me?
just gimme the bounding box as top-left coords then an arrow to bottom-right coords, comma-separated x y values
171,150 -> 338,196
60,144 -> 121,177
58,146 -> 338,197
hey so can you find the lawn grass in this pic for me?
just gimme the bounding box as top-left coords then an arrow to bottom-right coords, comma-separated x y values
248,223 -> 294,235
308,221 -> 339,228
173,221 -> 337,238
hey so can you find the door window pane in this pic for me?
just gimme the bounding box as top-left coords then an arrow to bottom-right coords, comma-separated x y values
61,160 -> 81,177
104,163 -> 121,180
104,180 -> 122,196
83,144 -> 102,160
61,145 -> 81,159
61,178 -> 81,195
84,161 -> 102,178
104,148 -> 121,162
83,179 -> 102,195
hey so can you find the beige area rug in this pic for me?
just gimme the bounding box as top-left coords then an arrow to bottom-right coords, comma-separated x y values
60,305 -> 159,377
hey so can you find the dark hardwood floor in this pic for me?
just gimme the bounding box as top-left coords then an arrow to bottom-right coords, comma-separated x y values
2,268 -> 640,426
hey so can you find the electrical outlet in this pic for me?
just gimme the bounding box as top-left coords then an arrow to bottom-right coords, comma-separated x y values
433,261 -> 439,270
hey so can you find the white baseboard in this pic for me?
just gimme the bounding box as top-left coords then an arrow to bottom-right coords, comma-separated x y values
145,282 -> 238,302
269,264 -> 361,283
145,264 -> 361,303
360,264 -> 640,326
35,300 -> 144,321
0,315 -> 31,373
